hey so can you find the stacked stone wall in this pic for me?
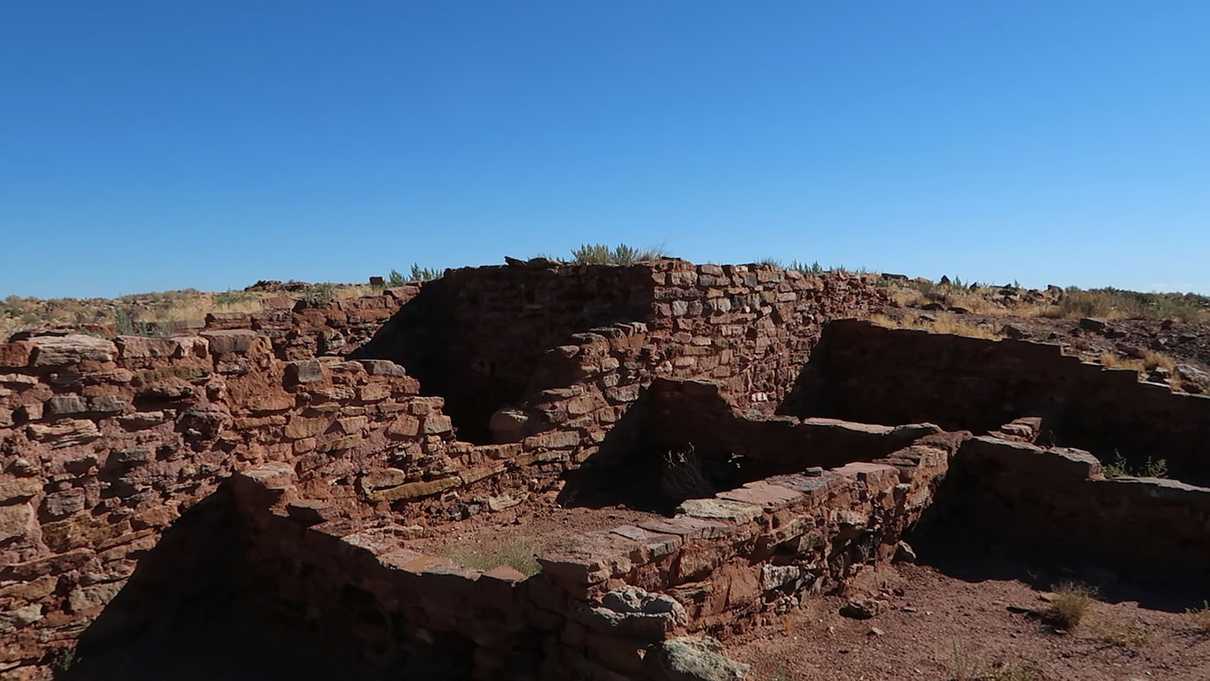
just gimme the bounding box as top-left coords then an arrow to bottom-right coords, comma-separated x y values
0,328 -> 457,676
798,320 -> 1210,484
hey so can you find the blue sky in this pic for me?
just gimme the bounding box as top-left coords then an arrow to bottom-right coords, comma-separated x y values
2,1 -> 1208,298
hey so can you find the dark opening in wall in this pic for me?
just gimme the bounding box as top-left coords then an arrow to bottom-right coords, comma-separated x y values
559,378 -> 937,513
355,265 -> 655,443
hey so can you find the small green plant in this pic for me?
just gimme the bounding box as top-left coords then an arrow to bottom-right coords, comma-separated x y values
1045,582 -> 1096,630
1103,452 -> 1168,479
441,537 -> 540,576
385,264 -> 440,286
49,645 -> 77,673
947,640 -> 982,681
302,283 -> 338,306
112,307 -> 166,337
409,263 -> 441,282
213,290 -> 254,306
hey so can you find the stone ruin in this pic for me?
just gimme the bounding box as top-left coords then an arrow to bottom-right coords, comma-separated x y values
2,259 -> 1209,680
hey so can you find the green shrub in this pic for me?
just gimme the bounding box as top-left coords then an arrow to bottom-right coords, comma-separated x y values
409,263 -> 441,281
384,264 -> 440,286
569,243 -> 666,265
1103,452 -> 1167,479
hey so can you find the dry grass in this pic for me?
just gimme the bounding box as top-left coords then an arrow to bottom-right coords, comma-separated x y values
946,641 -> 1040,681
1044,583 -> 1097,630
439,537 -> 541,576
1,282 -> 384,340
888,279 -> 1210,323
1096,350 -> 1177,373
869,313 -> 1002,341
1094,619 -> 1153,649
1186,602 -> 1210,633
1041,288 -> 1210,322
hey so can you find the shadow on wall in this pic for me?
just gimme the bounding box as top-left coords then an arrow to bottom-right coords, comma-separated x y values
354,266 -> 653,444
59,491 -> 464,681
906,436 -> 1210,612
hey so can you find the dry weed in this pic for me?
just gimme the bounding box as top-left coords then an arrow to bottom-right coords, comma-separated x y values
1094,620 -> 1153,649
946,641 -> 1039,681
1045,583 -> 1096,630
869,313 -> 1002,341
1186,602 -> 1210,633
439,537 -> 541,576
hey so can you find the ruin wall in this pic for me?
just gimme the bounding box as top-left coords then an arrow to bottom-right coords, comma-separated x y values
939,436 -> 1210,582
796,320 -> 1210,483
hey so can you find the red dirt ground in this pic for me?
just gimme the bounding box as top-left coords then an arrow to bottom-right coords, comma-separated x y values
728,563 -> 1210,681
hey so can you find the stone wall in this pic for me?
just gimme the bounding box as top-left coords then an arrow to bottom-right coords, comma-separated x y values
449,261 -> 887,463
357,264 -> 655,443
189,423 -> 961,681
643,378 -> 944,482
936,436 -> 1210,583
794,320 -> 1210,484
0,263 -> 888,678
0,328 -> 458,677
205,284 -> 421,361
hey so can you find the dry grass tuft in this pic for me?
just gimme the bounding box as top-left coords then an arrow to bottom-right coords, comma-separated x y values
1097,350 -> 1177,374
946,641 -> 1040,681
1186,602 -> 1210,633
1041,288 -> 1210,322
1094,620 -> 1153,649
1045,583 -> 1097,630
985,664 -> 1042,681
869,313 -> 1002,341
439,537 -> 541,576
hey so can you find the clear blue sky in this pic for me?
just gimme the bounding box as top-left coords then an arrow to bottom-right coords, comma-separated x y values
2,2 -> 1208,298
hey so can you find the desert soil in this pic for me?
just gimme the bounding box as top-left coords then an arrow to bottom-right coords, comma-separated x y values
728,563 -> 1210,681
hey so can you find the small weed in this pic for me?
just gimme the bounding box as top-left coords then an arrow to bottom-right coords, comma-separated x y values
948,640 -> 982,681
1186,601 -> 1210,633
1045,582 -> 1096,630
386,264 -> 440,285
440,537 -> 540,576
49,645 -> 77,674
301,283 -> 338,306
947,642 -> 1041,681
869,313 -> 1002,341
1103,452 -> 1168,479
985,663 -> 1041,681
409,263 -> 441,282
1095,620 -> 1152,649
787,260 -> 826,275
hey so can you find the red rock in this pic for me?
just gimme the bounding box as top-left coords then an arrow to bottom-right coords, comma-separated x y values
0,341 -> 32,368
